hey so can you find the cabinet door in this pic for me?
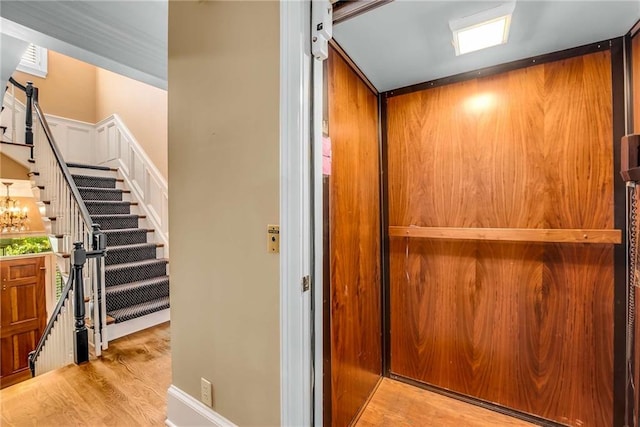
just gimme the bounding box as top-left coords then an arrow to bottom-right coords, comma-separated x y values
1,256 -> 46,388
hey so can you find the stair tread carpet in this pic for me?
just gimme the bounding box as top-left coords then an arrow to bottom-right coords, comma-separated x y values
72,174 -> 113,180
78,187 -> 126,201
105,276 -> 169,312
102,228 -> 151,235
102,228 -> 152,246
67,162 -> 115,171
105,275 -> 169,291
105,243 -> 160,266
72,175 -> 117,189
105,258 -> 168,272
105,259 -> 168,287
91,214 -> 141,230
108,297 -> 170,323
85,201 -> 136,215
92,214 -> 144,219
85,200 -> 135,206
77,187 -> 123,193
106,242 -> 159,251
67,162 -> 169,328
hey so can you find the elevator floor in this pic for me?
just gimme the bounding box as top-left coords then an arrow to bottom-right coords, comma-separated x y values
355,378 -> 536,427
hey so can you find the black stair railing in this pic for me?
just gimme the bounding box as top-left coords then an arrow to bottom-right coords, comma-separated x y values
28,237 -> 106,375
7,77 -> 109,374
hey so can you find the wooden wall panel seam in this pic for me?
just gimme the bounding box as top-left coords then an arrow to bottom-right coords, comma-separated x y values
611,36 -> 631,427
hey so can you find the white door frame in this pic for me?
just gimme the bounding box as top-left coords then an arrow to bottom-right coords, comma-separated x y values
280,1 -> 317,426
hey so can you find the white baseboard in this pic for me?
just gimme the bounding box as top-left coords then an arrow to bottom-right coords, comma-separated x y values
166,385 -> 237,427
106,308 -> 170,342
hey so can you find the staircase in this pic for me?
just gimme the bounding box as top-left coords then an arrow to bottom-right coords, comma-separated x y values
65,162 -> 170,338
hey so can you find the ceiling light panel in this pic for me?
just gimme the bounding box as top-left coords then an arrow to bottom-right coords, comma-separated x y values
450,2 -> 515,56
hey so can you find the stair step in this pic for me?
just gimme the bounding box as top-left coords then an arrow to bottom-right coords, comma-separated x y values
72,174 -> 117,189
85,201 -> 136,215
77,187 -> 128,201
61,159 -> 171,335
108,296 -> 170,324
105,259 -> 168,287
105,243 -> 160,265
91,214 -> 145,230
103,228 -> 153,246
105,276 -> 170,312
67,162 -> 116,171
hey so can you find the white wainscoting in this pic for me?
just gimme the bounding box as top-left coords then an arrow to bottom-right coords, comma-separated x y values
46,115 -> 95,165
95,114 -> 169,255
2,94 -> 169,255
1,94 -> 95,165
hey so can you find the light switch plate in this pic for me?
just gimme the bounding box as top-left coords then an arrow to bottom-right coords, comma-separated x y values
268,225 -> 280,253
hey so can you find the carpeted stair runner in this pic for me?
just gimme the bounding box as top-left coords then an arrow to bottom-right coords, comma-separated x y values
69,163 -> 169,324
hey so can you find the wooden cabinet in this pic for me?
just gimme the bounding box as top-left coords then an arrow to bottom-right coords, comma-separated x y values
0,256 -> 46,389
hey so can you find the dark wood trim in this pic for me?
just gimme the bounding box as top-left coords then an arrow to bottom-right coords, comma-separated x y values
322,176 -> 332,427
621,166 -> 640,183
629,18 -> 640,38
628,33 -> 635,134
379,93 -> 391,378
322,57 -> 332,427
611,36 -> 631,427
332,0 -> 393,25
386,39 -> 614,98
329,39 -> 378,95
388,374 -> 565,427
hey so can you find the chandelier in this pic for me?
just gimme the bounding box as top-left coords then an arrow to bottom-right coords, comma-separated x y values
0,182 -> 29,233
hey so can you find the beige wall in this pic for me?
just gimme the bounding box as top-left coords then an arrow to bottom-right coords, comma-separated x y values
0,153 -> 29,179
168,1 -> 280,425
0,156 -> 45,233
11,51 -> 167,179
15,196 -> 45,233
96,69 -> 168,179
13,51 -> 97,123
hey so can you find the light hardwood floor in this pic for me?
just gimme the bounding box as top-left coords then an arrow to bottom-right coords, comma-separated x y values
2,324 -> 536,427
0,322 -> 170,427
355,378 -> 536,427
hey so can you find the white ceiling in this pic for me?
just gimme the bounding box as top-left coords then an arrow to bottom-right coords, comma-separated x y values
0,1 -> 167,89
333,0 -> 640,92
0,33 -> 29,93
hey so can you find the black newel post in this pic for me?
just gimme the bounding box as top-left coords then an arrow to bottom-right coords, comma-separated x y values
71,241 -> 89,365
91,224 -> 106,336
25,81 -> 34,146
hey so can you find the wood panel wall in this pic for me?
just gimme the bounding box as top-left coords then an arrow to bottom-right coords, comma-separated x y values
634,34 -> 640,134
328,48 -> 381,426
387,51 -> 614,426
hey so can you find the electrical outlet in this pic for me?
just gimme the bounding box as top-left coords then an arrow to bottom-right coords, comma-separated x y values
200,378 -> 213,407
